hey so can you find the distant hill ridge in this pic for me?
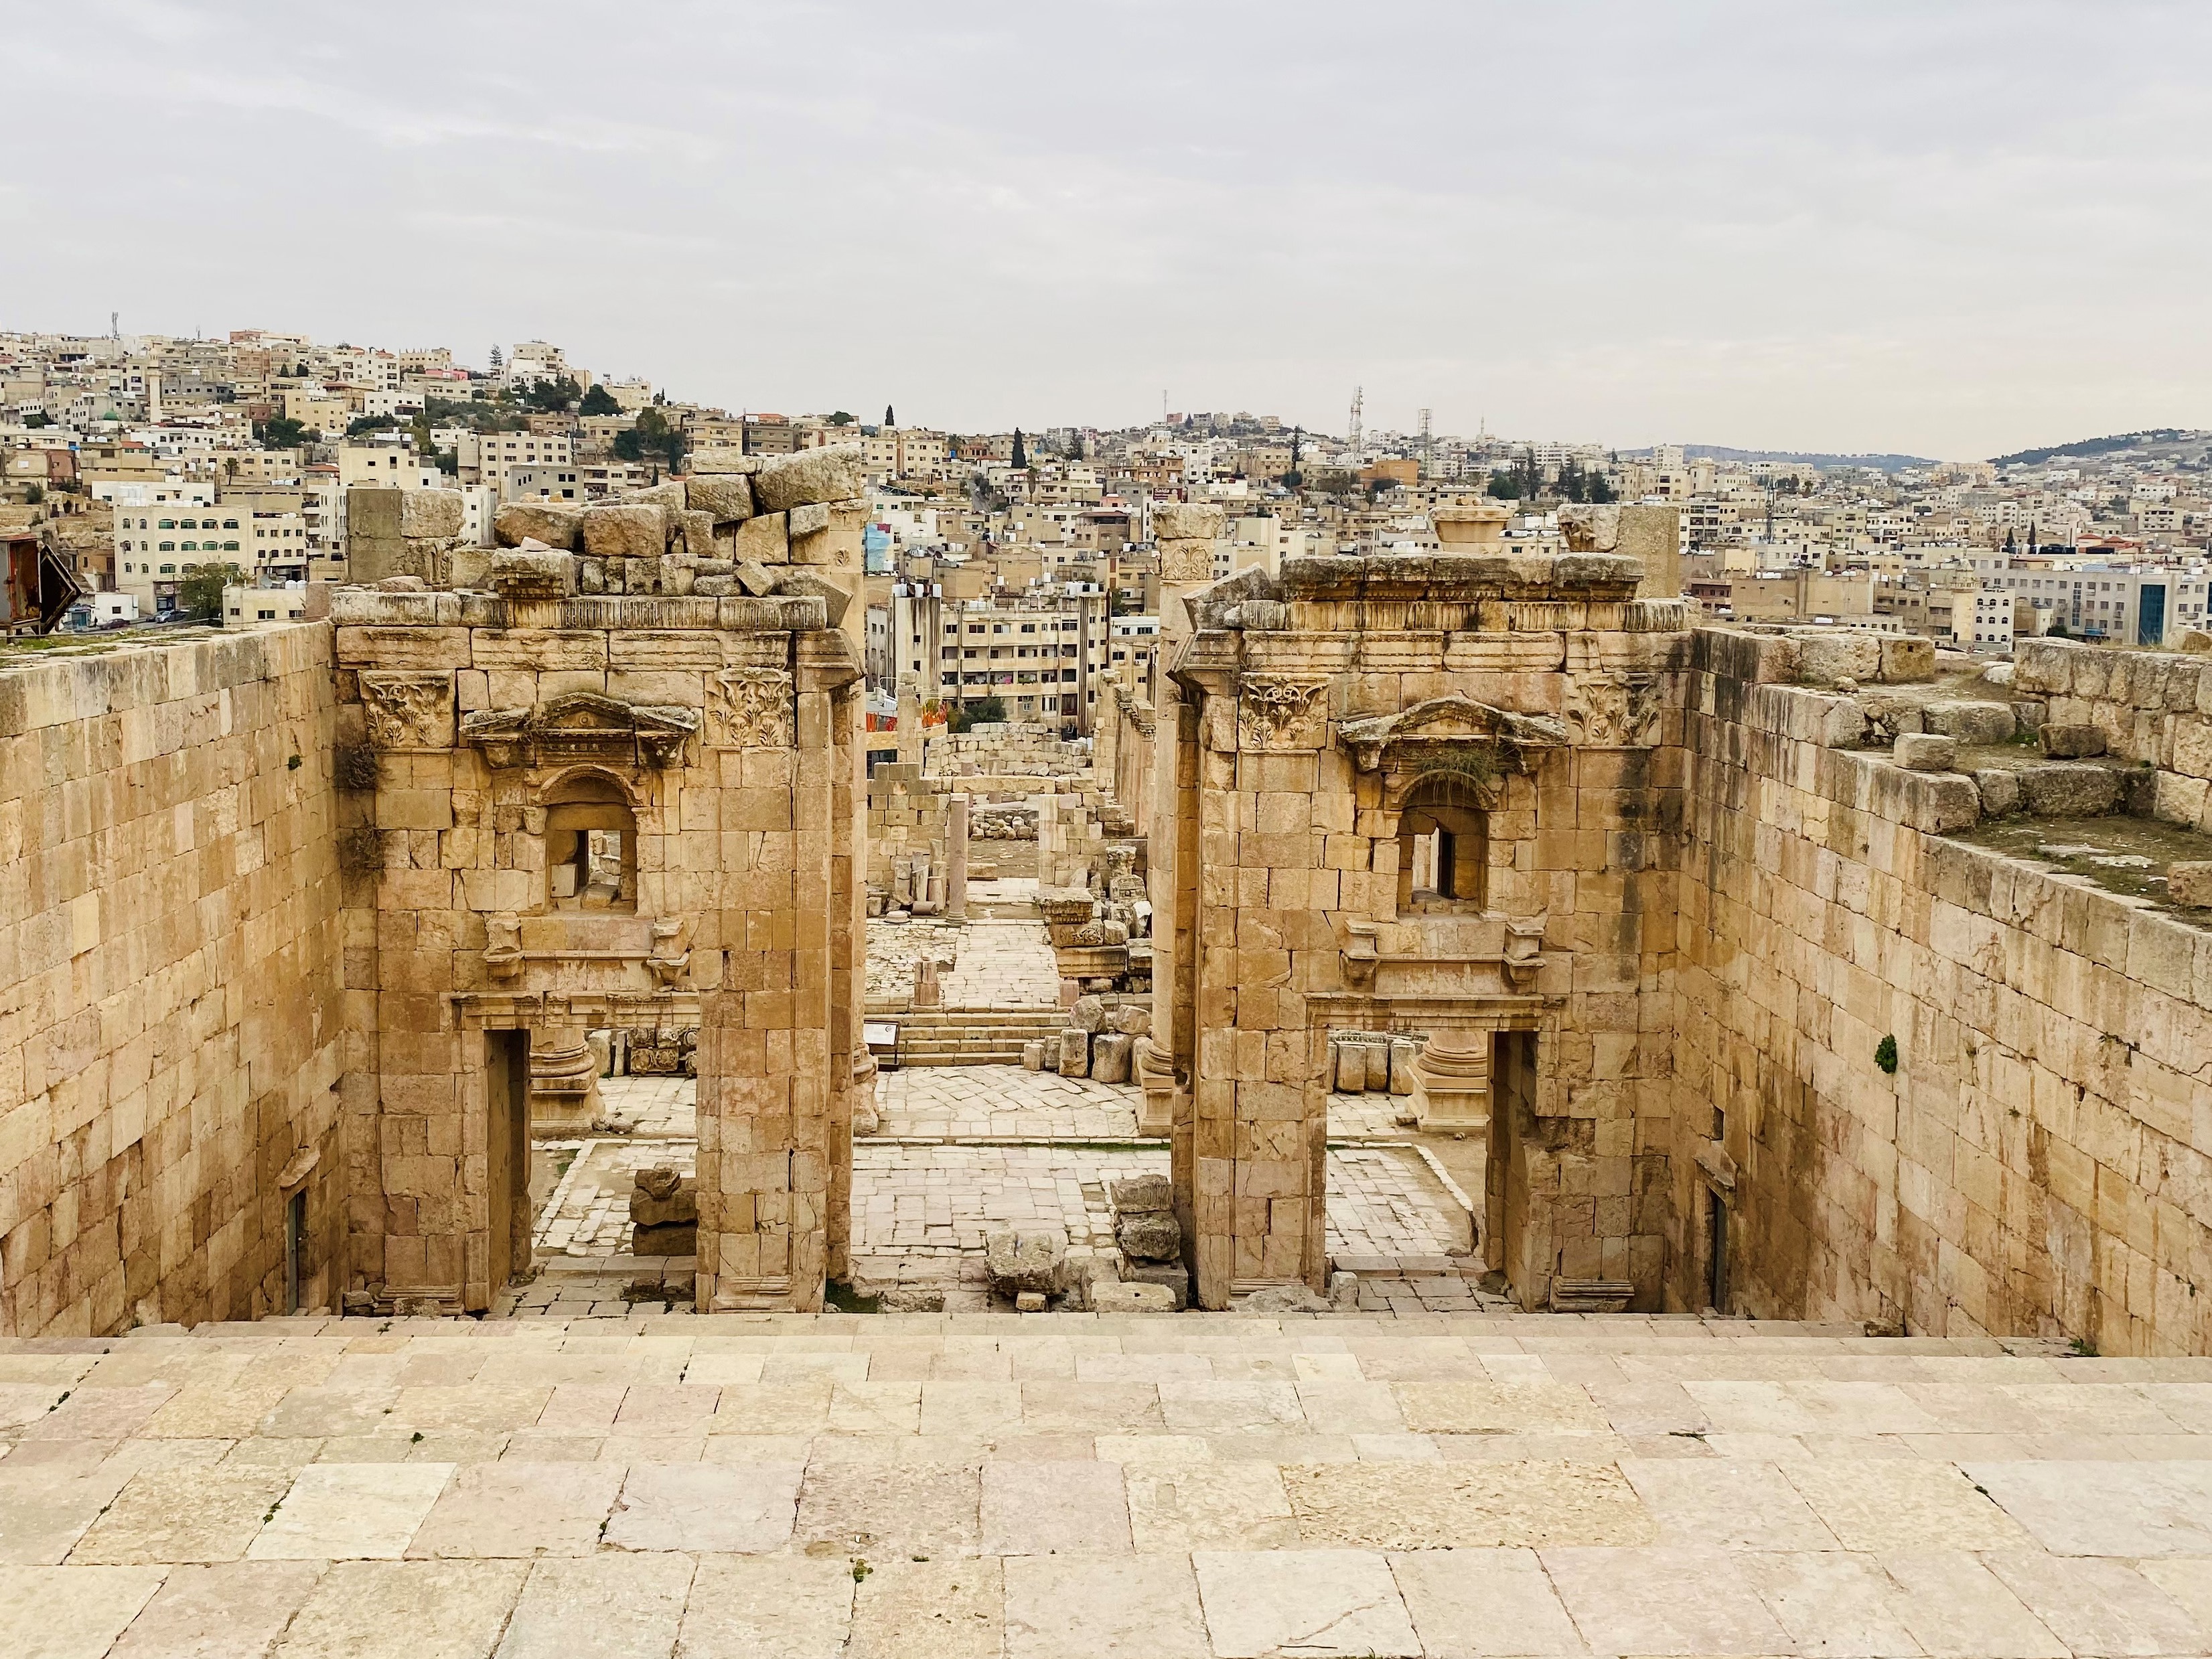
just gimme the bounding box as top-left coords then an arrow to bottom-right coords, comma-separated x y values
1990,429 -> 2210,467
1623,445 -> 1935,472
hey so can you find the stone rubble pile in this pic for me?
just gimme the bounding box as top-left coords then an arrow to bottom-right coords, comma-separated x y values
480,444 -> 869,598
628,1166 -> 696,1258
1027,995 -> 1150,1081
1109,1172 -> 1189,1309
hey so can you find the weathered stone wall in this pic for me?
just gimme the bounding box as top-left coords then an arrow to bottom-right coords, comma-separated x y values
865,766 -> 1066,886
2017,637 -> 2212,831
1676,629 -> 2212,1354
0,628 -> 345,1335
922,722 -> 1088,776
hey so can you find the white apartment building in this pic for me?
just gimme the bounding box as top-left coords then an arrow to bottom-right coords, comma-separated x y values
222,581 -> 309,630
1984,563 -> 2209,646
502,463 -> 581,503
462,431 -> 574,484
1955,589 -> 2016,651
338,443 -> 440,488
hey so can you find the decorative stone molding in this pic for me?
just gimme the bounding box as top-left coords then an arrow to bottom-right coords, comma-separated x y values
1340,918 -> 1379,990
461,691 -> 696,770
358,671 -> 455,751
1503,917 -> 1546,989
646,918 -> 692,989
484,912 -> 523,983
1237,676 -> 1330,751
707,667 -> 795,749
1565,672 -> 1663,747
1339,692 -> 1569,792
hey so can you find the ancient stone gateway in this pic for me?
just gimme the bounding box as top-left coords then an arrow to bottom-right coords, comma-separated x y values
14,466 -> 2212,1352
1146,547 -> 1682,1309
338,453 -> 871,1315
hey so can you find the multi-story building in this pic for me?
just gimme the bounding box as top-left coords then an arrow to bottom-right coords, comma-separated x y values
458,431 -> 574,486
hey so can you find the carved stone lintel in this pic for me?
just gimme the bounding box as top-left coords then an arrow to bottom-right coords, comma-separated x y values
359,671 -> 455,751
1340,693 -> 1569,778
461,691 -> 697,770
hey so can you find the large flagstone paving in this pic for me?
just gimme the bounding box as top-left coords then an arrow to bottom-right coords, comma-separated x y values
3,1314 -> 2212,1655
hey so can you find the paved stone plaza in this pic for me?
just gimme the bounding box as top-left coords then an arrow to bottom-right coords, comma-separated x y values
4,1314 -> 2211,1657
528,1068 -> 1478,1311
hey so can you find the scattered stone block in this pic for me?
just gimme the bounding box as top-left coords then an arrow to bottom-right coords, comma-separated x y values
2041,723 -> 2107,759
733,512 -> 788,563
1108,1005 -> 1151,1037
1021,1039 -> 1046,1071
1922,699 -> 2016,746
494,502 -> 582,549
2180,630 -> 2212,654
1893,733 -> 1958,772
580,504 -> 668,560
1878,636 -> 1937,682
2018,763 -> 2122,816
1390,1039 -> 1419,1096
1015,1290 -> 1047,1312
1091,1031 -> 1133,1083
985,1227 -> 1067,1296
1058,1029 -> 1090,1077
1092,1281 -> 1176,1313
1111,1173 -> 1173,1212
399,488 -> 465,538
1070,995 -> 1106,1033
1116,1211 -> 1180,1262
751,445 -> 867,512
1972,770 -> 2020,816
686,476 -> 755,522
2166,862 -> 2212,906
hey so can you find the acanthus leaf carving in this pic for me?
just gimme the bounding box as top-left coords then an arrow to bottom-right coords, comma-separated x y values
709,668 -> 795,749
358,671 -> 455,751
1236,676 -> 1329,751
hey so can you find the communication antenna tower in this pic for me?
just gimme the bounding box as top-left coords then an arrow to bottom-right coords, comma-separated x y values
1418,407 -> 1432,477
110,311 -> 119,341
1348,385 -> 1363,463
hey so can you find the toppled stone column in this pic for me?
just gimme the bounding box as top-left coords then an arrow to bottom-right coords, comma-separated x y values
946,793 -> 970,922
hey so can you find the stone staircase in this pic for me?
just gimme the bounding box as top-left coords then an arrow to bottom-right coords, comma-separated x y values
875,1005 -> 1070,1066
10,1310 -> 2205,1659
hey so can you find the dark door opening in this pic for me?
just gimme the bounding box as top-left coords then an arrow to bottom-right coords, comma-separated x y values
1707,1187 -> 1728,1313
1487,1030 -> 1538,1305
284,1188 -> 305,1314
486,1029 -> 532,1295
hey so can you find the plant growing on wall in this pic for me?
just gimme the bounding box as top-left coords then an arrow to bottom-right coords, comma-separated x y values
1874,1033 -> 1899,1074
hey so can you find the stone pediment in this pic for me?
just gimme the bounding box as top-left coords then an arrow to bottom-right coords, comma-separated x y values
461,691 -> 698,769
1337,693 -> 1568,774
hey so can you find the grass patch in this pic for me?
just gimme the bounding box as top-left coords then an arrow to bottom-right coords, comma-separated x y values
825,1280 -> 882,1313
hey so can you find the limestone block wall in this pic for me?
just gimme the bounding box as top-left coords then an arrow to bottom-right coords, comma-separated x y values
864,767 -> 1066,885
1676,629 -> 2212,1354
1165,553 -> 1689,1309
2016,637 -> 2212,831
922,722 -> 1088,776
0,627 -> 345,1336
331,583 -> 861,1313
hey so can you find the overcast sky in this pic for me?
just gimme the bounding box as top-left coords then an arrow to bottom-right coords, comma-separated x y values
7,0 -> 2209,457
